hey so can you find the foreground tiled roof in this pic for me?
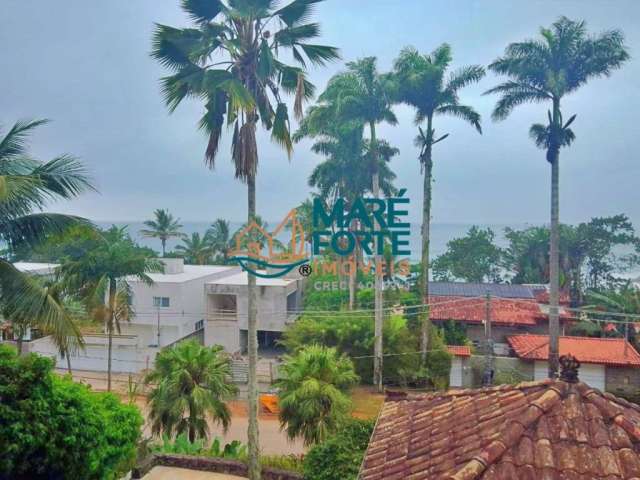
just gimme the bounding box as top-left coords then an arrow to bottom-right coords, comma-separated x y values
447,345 -> 472,357
360,380 -> 640,479
508,335 -> 640,367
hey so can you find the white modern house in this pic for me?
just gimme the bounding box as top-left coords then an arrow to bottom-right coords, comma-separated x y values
7,258 -> 303,373
205,270 -> 303,354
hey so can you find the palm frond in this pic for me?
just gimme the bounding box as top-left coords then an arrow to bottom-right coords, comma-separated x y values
0,119 -> 49,161
273,0 -> 323,27
181,0 -> 225,23
436,104 -> 482,133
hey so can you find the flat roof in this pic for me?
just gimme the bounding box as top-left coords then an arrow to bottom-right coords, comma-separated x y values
13,262 -> 59,274
207,271 -> 296,287
128,265 -> 235,283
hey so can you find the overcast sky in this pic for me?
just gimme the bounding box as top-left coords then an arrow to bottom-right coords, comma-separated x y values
1,0 -> 639,226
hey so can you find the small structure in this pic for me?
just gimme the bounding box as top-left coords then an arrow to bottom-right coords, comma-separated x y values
508,334 -> 640,395
447,345 -> 472,388
360,355 -> 640,479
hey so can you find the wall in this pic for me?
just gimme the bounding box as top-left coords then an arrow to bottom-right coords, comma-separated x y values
465,323 -> 549,345
25,335 -> 158,373
605,366 -> 640,398
128,269 -> 235,348
468,355 -> 534,387
205,279 -> 299,353
133,454 -> 302,480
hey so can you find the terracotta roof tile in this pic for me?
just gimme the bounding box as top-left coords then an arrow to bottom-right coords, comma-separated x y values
429,295 -> 570,327
359,379 -> 640,480
508,334 -> 640,367
447,345 -> 472,357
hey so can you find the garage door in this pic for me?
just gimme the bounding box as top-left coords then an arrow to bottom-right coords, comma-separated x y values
450,358 -> 462,387
534,361 -> 605,390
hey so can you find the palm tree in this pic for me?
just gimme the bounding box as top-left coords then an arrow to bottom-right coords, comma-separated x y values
0,119 -> 93,354
140,208 -> 183,257
206,218 -> 232,264
151,2 -> 338,476
275,345 -> 358,446
485,17 -> 629,377
320,58 -> 397,391
391,44 -> 485,361
176,232 -> 214,265
59,226 -> 161,391
296,86 -> 396,314
145,340 -> 237,442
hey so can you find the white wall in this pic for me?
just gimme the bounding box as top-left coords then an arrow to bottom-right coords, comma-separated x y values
26,335 -> 158,373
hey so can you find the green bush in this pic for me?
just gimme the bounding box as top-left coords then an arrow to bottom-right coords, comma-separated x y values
260,454 -> 304,473
151,433 -> 247,459
280,313 -> 422,385
0,345 -> 142,479
303,418 -> 374,480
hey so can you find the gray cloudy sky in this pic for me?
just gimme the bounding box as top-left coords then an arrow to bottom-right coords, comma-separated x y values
1,0 -> 639,225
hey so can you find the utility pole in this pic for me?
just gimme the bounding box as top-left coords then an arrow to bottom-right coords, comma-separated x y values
156,306 -> 161,348
483,291 -> 494,386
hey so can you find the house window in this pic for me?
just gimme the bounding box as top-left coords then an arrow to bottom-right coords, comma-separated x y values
195,319 -> 204,331
153,296 -> 170,308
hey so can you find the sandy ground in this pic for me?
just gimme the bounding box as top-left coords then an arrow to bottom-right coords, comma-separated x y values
56,369 -> 305,455
142,466 -> 247,479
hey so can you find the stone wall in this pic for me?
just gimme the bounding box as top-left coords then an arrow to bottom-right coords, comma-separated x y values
605,366 -> 640,399
468,355 -> 534,387
465,324 -> 549,344
132,454 -> 303,480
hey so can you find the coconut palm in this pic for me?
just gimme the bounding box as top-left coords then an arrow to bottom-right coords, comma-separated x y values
0,119 -> 93,354
151,2 -> 338,475
276,345 -> 358,446
145,340 -> 237,442
140,208 -> 183,257
206,218 -> 232,263
485,17 -> 629,376
59,226 -> 161,391
176,232 -> 214,265
320,58 -> 397,391
391,44 -> 485,361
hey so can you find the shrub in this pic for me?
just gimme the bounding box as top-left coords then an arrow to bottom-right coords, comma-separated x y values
276,345 -> 358,446
0,345 -> 142,479
151,433 -> 247,460
303,418 -> 374,480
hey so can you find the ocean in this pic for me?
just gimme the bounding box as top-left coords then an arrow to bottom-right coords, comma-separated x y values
98,221 -> 527,262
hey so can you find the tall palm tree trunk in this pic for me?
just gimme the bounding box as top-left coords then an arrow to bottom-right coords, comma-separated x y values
107,278 -> 116,392
66,347 -> 72,374
420,117 -> 434,362
548,101 -> 561,378
161,239 -> 166,257
370,122 -> 383,392
246,173 -> 261,480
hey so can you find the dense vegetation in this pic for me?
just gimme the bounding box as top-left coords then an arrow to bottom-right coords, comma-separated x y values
0,345 -> 142,480
303,418 -> 375,480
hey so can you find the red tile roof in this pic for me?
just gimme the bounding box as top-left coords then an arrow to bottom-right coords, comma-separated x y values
429,295 -> 572,327
360,379 -> 640,479
508,334 -> 640,367
430,295 -> 542,326
447,345 -> 472,357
